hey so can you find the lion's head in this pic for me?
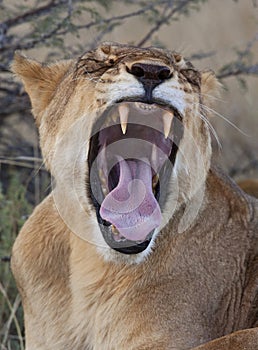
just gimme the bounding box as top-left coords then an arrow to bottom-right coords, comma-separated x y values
12,42 -> 220,263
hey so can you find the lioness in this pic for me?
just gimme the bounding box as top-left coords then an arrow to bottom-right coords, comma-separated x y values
11,42 -> 258,350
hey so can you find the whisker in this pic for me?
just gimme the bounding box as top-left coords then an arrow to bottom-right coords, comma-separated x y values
71,75 -> 102,84
200,92 -> 225,103
196,110 -> 222,149
82,67 -> 104,83
34,161 -> 46,176
72,67 -> 103,84
191,98 -> 249,137
200,104 -> 249,137
191,90 -> 225,103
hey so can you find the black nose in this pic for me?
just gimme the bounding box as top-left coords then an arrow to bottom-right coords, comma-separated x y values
127,63 -> 172,101
128,63 -> 171,81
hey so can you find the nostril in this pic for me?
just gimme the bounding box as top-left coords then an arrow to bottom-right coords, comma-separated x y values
127,63 -> 172,82
126,64 -> 145,78
158,67 -> 172,80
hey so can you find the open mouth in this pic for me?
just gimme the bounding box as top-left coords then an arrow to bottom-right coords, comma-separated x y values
88,101 -> 183,254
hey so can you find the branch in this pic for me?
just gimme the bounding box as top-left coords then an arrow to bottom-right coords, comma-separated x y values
0,284 -> 24,350
2,10 -> 72,52
187,50 -> 216,61
137,0 -> 199,47
0,2 -> 165,54
137,2 -> 170,47
0,0 -> 76,53
238,32 -> 258,61
86,23 -> 119,51
57,2 -> 167,36
217,63 -> 258,80
0,159 -> 45,171
217,33 -> 258,80
0,0 -> 63,29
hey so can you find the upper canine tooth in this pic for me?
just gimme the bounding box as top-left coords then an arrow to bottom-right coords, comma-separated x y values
118,104 -> 129,134
163,112 -> 173,139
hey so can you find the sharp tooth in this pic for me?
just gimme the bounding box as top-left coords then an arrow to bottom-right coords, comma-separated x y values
163,112 -> 173,139
111,112 -> 117,123
152,174 -> 159,189
111,225 -> 119,235
118,104 -> 129,134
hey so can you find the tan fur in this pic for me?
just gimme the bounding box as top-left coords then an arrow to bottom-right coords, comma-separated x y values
11,43 -> 258,349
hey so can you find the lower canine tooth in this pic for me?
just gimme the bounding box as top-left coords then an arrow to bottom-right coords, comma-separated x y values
118,104 -> 129,134
152,174 -> 159,188
111,225 -> 119,235
163,112 -> 173,139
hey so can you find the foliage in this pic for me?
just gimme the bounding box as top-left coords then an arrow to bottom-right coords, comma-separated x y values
0,174 -> 32,350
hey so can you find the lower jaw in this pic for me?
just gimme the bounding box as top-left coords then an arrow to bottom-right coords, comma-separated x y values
113,239 -> 151,254
98,220 -> 154,254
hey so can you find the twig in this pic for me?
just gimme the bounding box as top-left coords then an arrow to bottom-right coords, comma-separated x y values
218,32 -> 258,79
238,32 -> 258,61
137,2 -> 173,47
1,0 -> 61,29
188,50 -> 216,61
0,159 -> 47,171
217,63 -> 258,79
86,23 -> 118,51
137,0 -> 194,47
0,284 -> 24,350
57,2 -> 167,36
2,13 -> 71,52
0,1 -> 166,53
0,156 -> 43,162
0,1 -> 180,56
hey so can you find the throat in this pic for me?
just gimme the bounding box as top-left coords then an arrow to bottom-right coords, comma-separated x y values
100,159 -> 162,242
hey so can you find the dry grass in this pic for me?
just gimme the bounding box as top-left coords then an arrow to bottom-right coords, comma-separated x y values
0,283 -> 24,350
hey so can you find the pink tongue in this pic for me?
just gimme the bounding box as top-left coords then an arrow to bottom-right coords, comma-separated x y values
100,159 -> 162,241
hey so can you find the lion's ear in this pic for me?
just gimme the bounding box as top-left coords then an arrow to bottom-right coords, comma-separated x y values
11,53 -> 72,121
201,70 -> 222,108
